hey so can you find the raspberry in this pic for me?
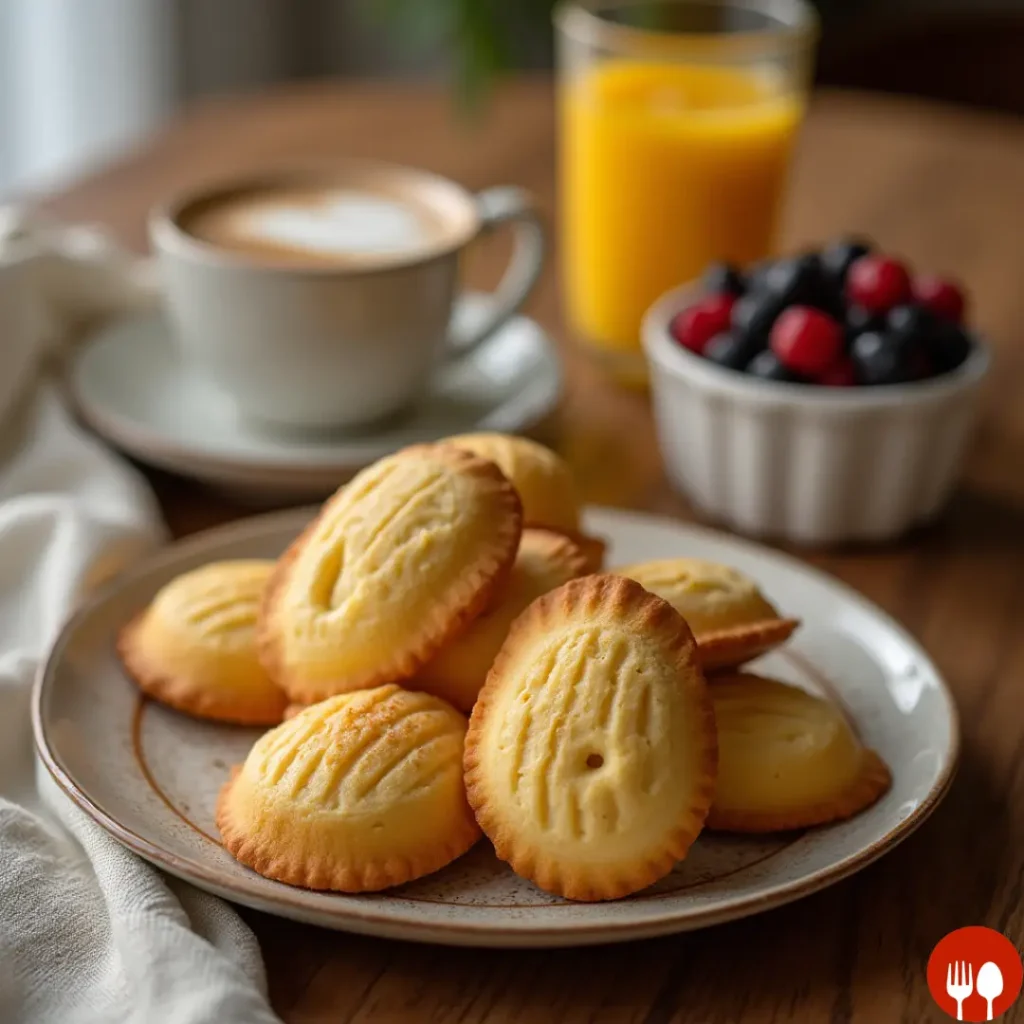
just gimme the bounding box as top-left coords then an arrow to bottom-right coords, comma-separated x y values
912,275 -> 966,324
669,294 -> 736,355
846,255 -> 912,314
769,306 -> 843,377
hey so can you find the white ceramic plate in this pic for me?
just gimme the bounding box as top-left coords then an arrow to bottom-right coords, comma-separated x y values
66,293 -> 563,501
34,507 -> 957,948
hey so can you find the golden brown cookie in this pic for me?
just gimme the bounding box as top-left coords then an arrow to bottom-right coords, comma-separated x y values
707,673 -> 891,832
416,529 -> 591,712
465,575 -> 718,901
445,433 -> 608,572
549,529 -> 607,573
118,560 -> 287,725
217,684 -> 480,891
615,558 -> 799,669
445,433 -> 581,533
258,444 -> 522,704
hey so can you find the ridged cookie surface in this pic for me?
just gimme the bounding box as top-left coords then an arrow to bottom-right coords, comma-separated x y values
217,684 -> 480,891
615,558 -> 798,669
465,575 -> 717,901
259,444 -> 522,703
118,560 -> 286,725
416,529 -> 590,712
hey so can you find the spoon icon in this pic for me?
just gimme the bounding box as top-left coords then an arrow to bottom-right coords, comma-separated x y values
977,961 -> 1004,1020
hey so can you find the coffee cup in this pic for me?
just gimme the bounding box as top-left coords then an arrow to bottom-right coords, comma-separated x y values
150,161 -> 545,431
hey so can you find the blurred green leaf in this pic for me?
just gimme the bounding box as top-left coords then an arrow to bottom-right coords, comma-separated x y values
357,0 -> 558,107
452,0 -> 512,115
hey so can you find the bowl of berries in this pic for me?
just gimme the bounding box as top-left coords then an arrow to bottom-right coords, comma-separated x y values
642,239 -> 990,544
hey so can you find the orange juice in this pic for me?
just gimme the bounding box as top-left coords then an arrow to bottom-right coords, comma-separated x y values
560,62 -> 803,364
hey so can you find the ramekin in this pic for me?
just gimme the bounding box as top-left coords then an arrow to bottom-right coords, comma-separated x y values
642,282 -> 991,545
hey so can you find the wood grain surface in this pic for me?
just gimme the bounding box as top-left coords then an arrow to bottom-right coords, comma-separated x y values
39,80 -> 1024,1023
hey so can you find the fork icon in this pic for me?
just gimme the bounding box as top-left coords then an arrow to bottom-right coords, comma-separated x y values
947,960 -> 974,1020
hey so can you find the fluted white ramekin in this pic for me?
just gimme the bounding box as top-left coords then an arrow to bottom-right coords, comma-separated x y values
642,282 -> 991,545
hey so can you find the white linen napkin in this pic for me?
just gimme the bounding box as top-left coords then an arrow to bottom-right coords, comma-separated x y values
0,210 -> 280,1024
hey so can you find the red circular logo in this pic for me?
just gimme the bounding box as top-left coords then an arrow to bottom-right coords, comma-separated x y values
927,927 -> 1023,1021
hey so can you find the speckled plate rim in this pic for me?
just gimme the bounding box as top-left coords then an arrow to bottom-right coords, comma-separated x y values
33,506 -> 960,947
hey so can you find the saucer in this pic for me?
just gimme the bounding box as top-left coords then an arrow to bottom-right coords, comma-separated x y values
67,293 -> 563,500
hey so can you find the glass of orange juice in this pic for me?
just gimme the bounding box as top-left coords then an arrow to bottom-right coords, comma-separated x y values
556,0 -> 818,384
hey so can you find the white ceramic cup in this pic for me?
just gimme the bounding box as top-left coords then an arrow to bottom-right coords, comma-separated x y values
150,163 -> 545,431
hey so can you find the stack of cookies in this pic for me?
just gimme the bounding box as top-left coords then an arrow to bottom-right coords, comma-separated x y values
117,433 -> 891,902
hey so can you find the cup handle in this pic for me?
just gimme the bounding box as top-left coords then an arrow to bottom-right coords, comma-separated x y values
445,186 -> 545,360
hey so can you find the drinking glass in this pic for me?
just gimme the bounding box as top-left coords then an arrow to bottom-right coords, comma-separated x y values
556,0 -> 818,383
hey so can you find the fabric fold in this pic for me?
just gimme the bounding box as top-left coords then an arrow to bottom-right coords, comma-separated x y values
0,216 -> 280,1024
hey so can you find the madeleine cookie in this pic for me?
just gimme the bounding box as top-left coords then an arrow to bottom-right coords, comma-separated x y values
615,558 -> 799,669
217,684 -> 480,890
707,673 -> 891,832
118,560 -> 287,725
259,444 -> 522,704
557,529 -> 607,573
465,575 -> 717,901
416,529 -> 591,712
446,433 -> 581,533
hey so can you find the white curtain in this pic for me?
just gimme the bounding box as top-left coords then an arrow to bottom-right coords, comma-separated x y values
0,0 -> 301,198
0,0 -> 173,195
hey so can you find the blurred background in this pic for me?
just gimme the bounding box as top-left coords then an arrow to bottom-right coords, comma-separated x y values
1,0 -> 1023,198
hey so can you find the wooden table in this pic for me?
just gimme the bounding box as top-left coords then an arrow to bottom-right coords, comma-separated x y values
41,81 -> 1024,1022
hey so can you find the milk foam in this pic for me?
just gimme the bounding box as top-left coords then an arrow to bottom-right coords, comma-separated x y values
234,192 -> 431,256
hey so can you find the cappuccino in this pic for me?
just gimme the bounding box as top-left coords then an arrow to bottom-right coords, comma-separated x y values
179,176 -> 471,268
152,162 -> 543,429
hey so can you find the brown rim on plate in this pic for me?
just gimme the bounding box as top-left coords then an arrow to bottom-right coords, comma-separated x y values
32,506 -> 961,947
